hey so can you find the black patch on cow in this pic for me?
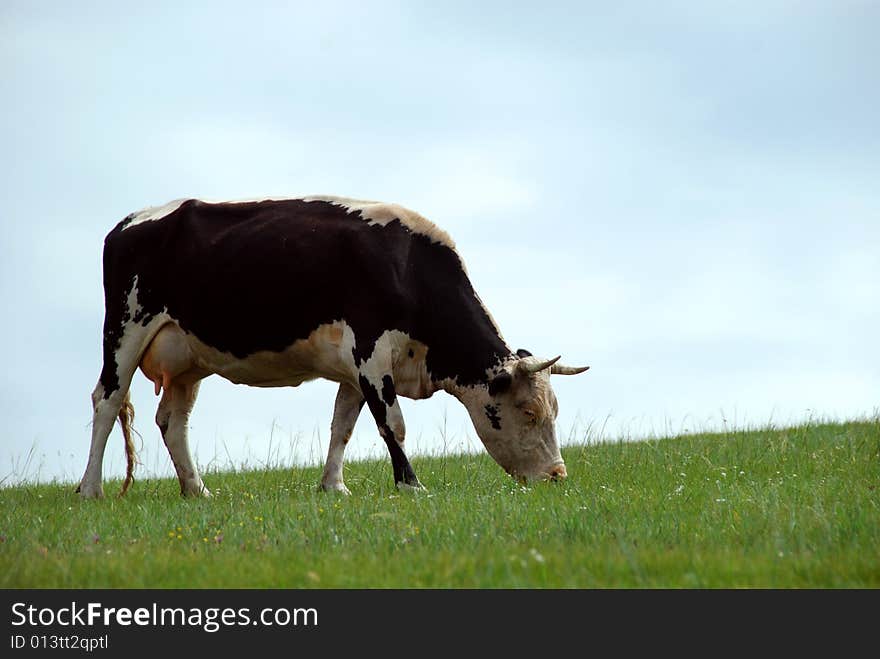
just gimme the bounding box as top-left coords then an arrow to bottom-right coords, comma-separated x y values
359,374 -> 386,427
484,404 -> 502,430
359,374 -> 419,486
488,370 -> 512,397
99,198 -> 509,390
516,348 -> 532,358
97,270 -> 137,397
383,434 -> 420,487
381,374 -> 396,407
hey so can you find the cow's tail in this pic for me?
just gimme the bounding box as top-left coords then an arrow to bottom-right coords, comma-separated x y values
117,390 -> 137,497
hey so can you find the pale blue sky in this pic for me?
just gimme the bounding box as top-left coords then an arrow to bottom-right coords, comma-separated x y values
2,1 -> 878,485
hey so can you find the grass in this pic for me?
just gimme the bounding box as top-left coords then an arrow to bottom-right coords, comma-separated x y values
1,419 -> 878,588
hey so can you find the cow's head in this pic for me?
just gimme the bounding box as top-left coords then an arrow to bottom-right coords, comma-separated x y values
465,350 -> 589,483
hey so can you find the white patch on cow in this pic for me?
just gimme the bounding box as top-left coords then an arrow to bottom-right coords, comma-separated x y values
125,275 -> 140,317
354,329 -> 436,399
137,317 -> 439,407
121,199 -> 189,230
160,320 -> 361,389
301,195 -> 457,249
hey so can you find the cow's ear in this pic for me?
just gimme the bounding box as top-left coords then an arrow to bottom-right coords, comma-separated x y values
488,370 -> 513,396
515,348 -> 533,358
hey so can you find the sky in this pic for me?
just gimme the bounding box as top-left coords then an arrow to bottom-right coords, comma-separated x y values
1,1 -> 878,487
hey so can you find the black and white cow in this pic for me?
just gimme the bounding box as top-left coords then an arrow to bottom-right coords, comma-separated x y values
78,196 -> 589,498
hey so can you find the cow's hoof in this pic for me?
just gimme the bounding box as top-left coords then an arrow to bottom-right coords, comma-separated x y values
77,482 -> 105,499
181,485 -> 211,498
396,481 -> 427,493
319,482 -> 352,495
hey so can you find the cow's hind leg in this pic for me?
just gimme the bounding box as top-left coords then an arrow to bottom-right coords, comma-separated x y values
79,322 -> 158,498
320,383 -> 364,494
359,374 -> 425,491
79,382 -> 131,498
156,380 -> 210,497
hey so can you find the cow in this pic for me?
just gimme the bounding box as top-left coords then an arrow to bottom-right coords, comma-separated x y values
78,196 -> 589,498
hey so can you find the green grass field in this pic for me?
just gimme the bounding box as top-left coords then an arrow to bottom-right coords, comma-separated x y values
1,419 -> 878,588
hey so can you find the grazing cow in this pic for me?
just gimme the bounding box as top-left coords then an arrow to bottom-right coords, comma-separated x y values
78,196 -> 589,498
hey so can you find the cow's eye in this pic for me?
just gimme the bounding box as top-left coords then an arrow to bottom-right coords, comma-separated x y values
522,409 -> 537,424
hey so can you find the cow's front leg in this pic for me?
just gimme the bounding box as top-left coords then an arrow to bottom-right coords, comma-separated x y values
320,383 -> 364,494
358,373 -> 425,491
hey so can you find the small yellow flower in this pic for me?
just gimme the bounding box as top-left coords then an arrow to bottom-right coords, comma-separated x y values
176,534 -> 182,540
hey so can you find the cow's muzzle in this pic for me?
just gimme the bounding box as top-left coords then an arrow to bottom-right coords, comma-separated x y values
547,462 -> 568,481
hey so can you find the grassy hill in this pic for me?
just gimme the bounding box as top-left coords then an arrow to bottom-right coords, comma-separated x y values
1,419 -> 877,588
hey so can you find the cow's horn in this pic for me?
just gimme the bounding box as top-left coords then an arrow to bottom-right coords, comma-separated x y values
520,355 -> 561,374
551,363 -> 590,375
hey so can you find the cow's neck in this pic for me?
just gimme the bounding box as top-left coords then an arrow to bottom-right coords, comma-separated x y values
421,293 -> 511,390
